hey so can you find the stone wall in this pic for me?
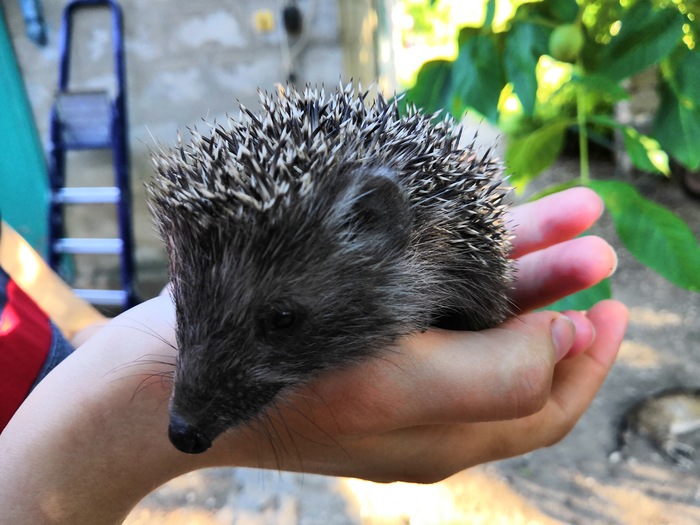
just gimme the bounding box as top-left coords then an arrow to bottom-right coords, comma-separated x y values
4,0 -> 373,297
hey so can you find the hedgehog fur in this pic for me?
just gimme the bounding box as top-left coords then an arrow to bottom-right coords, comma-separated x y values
147,83 -> 513,454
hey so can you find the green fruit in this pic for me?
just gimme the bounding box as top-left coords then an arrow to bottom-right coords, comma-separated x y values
549,24 -> 584,62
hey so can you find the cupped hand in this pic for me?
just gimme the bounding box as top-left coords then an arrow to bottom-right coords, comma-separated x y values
0,187 -> 627,525
202,187 -> 627,482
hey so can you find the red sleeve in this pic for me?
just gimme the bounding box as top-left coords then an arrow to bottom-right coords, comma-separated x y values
0,270 -> 52,430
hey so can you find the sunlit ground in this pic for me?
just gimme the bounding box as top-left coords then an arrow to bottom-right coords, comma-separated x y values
125,466 -> 562,524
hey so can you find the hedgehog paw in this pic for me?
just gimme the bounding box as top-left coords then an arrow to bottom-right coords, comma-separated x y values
664,440 -> 696,469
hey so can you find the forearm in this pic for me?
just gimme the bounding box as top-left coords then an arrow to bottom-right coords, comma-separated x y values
0,297 -> 219,524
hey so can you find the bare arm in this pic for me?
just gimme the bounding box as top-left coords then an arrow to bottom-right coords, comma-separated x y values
0,188 -> 627,524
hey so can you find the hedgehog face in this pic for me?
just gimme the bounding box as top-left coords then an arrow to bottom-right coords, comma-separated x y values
165,166 -> 421,454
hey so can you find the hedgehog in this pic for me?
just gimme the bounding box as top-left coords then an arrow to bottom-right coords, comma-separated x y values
147,84 -> 513,454
610,388 -> 700,468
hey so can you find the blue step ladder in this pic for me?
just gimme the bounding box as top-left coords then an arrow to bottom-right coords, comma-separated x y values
47,0 -> 138,310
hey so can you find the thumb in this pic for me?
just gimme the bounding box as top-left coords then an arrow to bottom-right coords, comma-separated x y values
288,310 -> 582,436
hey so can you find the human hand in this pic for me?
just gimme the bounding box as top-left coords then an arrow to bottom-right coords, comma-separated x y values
0,187 -> 627,524
202,186 -> 626,482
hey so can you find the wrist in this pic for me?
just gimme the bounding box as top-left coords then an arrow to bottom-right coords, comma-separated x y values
0,297 -> 225,524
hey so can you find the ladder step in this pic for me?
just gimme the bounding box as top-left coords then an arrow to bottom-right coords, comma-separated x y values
53,238 -> 123,254
54,186 -> 121,204
55,90 -> 112,148
73,288 -> 127,306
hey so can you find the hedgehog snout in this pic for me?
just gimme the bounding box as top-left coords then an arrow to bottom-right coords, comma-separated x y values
168,411 -> 214,454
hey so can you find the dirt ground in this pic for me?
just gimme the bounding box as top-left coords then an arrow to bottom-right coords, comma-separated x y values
125,158 -> 700,525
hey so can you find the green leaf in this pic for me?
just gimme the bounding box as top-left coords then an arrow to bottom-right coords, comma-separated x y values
545,278 -> 612,312
451,34 -> 505,122
590,180 -> 700,292
506,120 -> 572,189
457,26 -> 480,46
621,127 -> 670,176
504,23 -> 547,115
547,0 -> 579,24
662,45 -> 700,109
570,73 -> 629,103
596,1 -> 683,82
653,80 -> 700,170
516,0 -> 578,24
403,59 -> 453,115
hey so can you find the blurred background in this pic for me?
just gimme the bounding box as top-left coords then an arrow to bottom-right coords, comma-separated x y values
3,0 -> 697,305
3,0 -> 389,301
1,1 -> 699,523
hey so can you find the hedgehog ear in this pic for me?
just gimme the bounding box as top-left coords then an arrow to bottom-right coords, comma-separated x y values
347,168 -> 411,252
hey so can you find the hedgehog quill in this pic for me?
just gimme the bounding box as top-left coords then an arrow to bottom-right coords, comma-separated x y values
147,84 -> 514,454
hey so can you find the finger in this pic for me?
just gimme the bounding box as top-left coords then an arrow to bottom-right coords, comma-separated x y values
560,309 -> 596,359
284,310 -> 575,437
497,300 -> 628,456
511,235 -> 617,312
550,300 -> 628,404
509,187 -> 603,259
399,301 -> 625,475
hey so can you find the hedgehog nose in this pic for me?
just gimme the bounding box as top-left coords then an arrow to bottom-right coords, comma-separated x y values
168,413 -> 212,454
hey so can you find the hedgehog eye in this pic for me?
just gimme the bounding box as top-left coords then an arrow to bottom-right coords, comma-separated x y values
260,304 -> 303,335
270,308 -> 296,329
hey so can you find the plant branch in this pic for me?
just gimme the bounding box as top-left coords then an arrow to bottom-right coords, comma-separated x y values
576,60 -> 590,185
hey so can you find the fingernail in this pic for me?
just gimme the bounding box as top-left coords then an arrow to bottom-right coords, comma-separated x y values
551,315 -> 575,362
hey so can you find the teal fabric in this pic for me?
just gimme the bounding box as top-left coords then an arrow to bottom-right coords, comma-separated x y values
0,6 -> 48,256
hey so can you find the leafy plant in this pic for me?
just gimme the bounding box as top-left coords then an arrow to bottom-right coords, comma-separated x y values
402,0 -> 700,308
